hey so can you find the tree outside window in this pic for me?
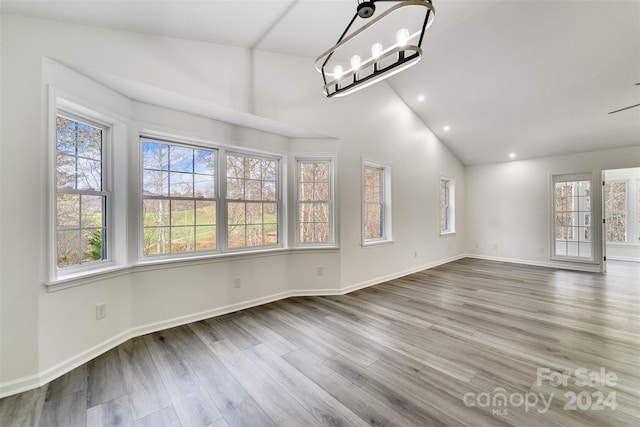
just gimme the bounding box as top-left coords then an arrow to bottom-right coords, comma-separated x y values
142,139 -> 217,255
56,115 -> 107,268
553,176 -> 592,259
363,166 -> 384,240
226,153 -> 279,249
604,181 -> 627,242
298,160 -> 332,244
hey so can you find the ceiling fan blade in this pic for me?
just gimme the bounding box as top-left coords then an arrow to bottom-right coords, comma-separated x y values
608,103 -> 640,114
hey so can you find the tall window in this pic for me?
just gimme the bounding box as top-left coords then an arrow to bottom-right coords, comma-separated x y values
141,139 -> 217,255
297,159 -> 333,245
553,175 -> 592,259
56,114 -> 108,268
363,160 -> 392,244
604,181 -> 627,242
440,177 -> 455,234
226,153 -> 279,249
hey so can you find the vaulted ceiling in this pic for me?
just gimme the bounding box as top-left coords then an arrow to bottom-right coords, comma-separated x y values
2,0 -> 638,164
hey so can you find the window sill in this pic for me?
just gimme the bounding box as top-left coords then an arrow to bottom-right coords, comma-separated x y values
135,246 -> 339,271
440,231 -> 456,236
45,246 -> 340,292
361,239 -> 394,248
46,264 -> 134,292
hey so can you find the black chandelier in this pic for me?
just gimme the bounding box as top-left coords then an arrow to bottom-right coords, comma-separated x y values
315,0 -> 435,98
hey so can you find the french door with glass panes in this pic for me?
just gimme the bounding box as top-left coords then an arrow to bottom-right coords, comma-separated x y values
552,174 -> 594,260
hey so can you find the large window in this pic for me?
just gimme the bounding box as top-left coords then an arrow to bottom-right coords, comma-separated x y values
297,159 -> 333,245
226,153 -> 279,249
55,114 -> 108,268
553,175 -> 592,259
604,181 -> 627,242
440,177 -> 455,234
363,160 -> 392,244
142,139 -> 217,255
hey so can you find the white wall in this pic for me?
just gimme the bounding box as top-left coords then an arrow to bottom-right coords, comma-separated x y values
0,13 -> 465,396
252,50 -> 466,289
466,147 -> 640,270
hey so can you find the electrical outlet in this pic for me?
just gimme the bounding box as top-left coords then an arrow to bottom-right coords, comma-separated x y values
492,244 -> 498,250
414,251 -> 418,258
474,242 -> 480,248
316,265 -> 325,276
96,303 -> 106,320
538,247 -> 545,254
233,277 -> 241,288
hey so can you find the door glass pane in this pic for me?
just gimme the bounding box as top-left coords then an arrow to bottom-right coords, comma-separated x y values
553,178 -> 592,259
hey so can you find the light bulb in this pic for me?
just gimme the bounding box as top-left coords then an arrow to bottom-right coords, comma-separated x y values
333,65 -> 344,79
371,43 -> 383,58
350,55 -> 362,70
396,28 -> 410,46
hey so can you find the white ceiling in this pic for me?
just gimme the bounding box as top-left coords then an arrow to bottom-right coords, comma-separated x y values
2,0 -> 639,164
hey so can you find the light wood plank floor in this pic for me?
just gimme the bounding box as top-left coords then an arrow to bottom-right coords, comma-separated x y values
1,258 -> 639,426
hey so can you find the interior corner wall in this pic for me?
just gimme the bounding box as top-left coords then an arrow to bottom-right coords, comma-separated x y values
251,50 -> 467,289
1,12 -> 44,390
0,13 -> 466,396
465,146 -> 640,270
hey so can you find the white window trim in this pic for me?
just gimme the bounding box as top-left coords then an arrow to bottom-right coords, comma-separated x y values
294,156 -> 336,247
440,176 -> 456,236
362,158 -> 393,247
50,96 -> 117,281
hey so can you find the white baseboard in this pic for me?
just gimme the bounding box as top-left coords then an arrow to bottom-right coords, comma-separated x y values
0,288 -> 345,398
465,253 -> 602,273
341,254 -> 466,294
0,253 -> 473,398
0,374 -> 41,399
606,256 -> 640,263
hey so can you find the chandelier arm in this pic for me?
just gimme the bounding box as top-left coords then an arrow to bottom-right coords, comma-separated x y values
322,12 -> 359,70
417,7 -> 432,47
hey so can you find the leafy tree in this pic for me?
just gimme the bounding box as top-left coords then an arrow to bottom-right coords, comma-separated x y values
87,229 -> 103,260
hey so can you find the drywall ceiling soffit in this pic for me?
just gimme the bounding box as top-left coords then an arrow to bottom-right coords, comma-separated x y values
58,60 -> 329,139
2,0 -> 639,165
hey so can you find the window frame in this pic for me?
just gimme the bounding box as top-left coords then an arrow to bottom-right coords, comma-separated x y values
138,135 -> 285,260
550,172 -> 597,262
223,150 -> 283,252
51,105 -> 114,279
603,179 -> 628,243
440,177 -> 456,235
295,157 -> 335,247
140,136 -> 220,258
362,159 -> 393,246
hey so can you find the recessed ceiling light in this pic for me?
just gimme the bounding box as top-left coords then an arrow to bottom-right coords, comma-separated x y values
417,95 -> 425,102
443,125 -> 450,132
509,153 -> 517,159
